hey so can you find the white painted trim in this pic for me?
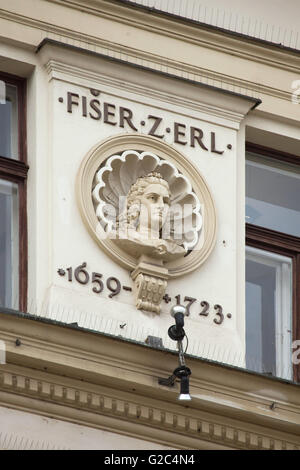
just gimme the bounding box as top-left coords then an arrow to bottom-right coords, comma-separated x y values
246,246 -> 292,380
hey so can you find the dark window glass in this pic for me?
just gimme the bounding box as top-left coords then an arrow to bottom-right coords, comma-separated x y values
0,82 -> 18,159
246,153 -> 300,237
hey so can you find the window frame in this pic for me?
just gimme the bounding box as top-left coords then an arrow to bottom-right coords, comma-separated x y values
246,245 -> 293,379
246,142 -> 300,383
0,71 -> 28,312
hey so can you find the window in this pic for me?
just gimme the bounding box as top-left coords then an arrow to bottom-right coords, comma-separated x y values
246,143 -> 300,382
0,72 -> 28,311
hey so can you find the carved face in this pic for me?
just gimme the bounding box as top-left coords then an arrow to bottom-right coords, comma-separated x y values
139,183 -> 170,233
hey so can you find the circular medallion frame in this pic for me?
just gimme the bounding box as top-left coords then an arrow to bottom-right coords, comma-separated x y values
76,133 -> 217,278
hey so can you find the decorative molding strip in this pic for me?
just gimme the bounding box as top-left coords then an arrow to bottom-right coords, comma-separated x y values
44,37 -> 290,104
44,47 -> 292,105
0,369 -> 299,450
0,3 -> 298,105
1,311 -> 300,423
44,0 -> 300,72
119,0 -> 300,51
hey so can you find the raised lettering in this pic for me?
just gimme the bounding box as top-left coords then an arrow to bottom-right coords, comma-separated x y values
190,127 -> 208,150
119,107 -> 138,131
89,99 -> 101,120
148,115 -> 164,138
174,122 -> 187,145
82,96 -> 87,117
103,103 -> 117,125
67,92 -> 79,113
211,132 -> 224,154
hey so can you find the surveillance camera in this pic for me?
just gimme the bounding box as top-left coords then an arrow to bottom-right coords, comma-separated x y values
168,304 -> 187,341
170,304 -> 187,318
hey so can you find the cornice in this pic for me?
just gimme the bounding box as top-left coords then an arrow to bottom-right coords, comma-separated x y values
0,311 -> 299,449
0,367 -> 229,450
45,55 -> 290,112
44,0 -> 300,73
54,48 -> 289,104
46,59 -> 246,128
0,365 -> 299,450
114,0 -> 300,55
0,2 -> 297,107
38,41 -> 258,129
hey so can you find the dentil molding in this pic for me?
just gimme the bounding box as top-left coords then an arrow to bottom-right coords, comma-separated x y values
0,367 -> 299,450
0,312 -> 300,450
39,41 -> 258,130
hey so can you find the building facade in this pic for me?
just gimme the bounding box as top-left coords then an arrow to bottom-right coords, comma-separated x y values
0,0 -> 299,450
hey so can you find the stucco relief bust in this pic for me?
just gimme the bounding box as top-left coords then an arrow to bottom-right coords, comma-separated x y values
113,172 -> 186,261
91,149 -> 203,313
76,135 -> 217,314
93,150 -> 202,256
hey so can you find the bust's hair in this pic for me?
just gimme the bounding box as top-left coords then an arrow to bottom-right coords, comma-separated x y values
127,172 -> 169,205
118,172 -> 170,228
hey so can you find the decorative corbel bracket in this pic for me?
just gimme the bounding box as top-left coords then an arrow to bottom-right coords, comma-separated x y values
131,256 -> 169,314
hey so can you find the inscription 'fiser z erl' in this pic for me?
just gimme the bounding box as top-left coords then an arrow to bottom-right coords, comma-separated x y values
58,89 -> 232,153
